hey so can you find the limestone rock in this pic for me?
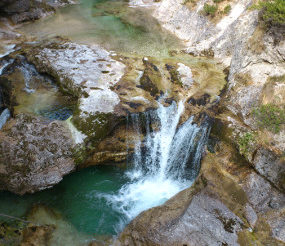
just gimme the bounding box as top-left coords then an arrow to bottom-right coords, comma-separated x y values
253,148 -> 285,192
0,114 -> 76,195
0,0 -> 76,24
25,40 -> 126,141
20,225 -> 56,246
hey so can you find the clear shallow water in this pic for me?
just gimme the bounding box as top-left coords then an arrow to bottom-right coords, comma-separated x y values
0,56 -> 75,121
0,166 -> 128,236
20,0 -> 183,57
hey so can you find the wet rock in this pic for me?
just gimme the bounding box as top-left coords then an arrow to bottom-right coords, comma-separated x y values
0,0 -> 76,24
25,40 -> 126,141
85,125 -> 139,166
140,59 -> 161,96
23,205 -> 93,246
20,225 -> 55,246
0,114 -> 76,194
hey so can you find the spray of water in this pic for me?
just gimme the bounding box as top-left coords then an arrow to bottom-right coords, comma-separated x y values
104,100 -> 211,232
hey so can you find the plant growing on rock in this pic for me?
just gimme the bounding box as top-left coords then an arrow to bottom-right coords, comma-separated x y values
252,0 -> 285,27
238,132 -> 256,156
253,104 -> 285,133
224,5 -> 231,15
203,3 -> 218,17
213,0 -> 224,3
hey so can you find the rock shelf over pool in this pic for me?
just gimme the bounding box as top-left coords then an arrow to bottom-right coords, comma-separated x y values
25,40 -> 126,140
26,41 -> 126,113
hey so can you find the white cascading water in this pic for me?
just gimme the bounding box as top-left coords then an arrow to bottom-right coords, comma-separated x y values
0,59 -> 13,130
105,100 -> 211,232
0,108 -> 10,130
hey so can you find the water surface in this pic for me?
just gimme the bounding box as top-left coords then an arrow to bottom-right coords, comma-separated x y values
0,166 -> 127,236
20,0 -> 183,57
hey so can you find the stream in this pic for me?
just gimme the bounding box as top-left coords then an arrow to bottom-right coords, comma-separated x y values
20,0 -> 184,57
0,0 -> 211,244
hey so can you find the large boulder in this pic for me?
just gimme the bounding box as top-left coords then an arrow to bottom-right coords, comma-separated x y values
0,114 -> 76,195
0,0 -> 76,24
24,40 -> 127,142
0,53 -> 83,194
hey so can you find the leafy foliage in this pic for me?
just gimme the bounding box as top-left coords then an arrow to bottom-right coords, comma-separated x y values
253,104 -> 285,133
224,5 -> 231,15
238,132 -> 256,156
203,3 -> 218,16
253,0 -> 285,26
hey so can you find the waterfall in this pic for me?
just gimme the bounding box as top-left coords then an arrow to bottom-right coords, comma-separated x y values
0,108 -> 10,130
0,59 -> 13,129
105,100 -> 211,232
18,58 -> 39,93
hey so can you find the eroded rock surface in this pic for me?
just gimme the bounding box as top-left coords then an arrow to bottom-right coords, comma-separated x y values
0,114 -> 76,195
124,3 -> 285,244
0,0 -> 76,24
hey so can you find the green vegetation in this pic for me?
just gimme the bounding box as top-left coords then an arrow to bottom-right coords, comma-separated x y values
183,0 -> 196,5
238,132 -> 256,155
269,74 -> 285,82
252,0 -> 285,27
213,0 -> 224,3
253,104 -> 285,133
203,3 -> 218,17
224,5 -> 231,15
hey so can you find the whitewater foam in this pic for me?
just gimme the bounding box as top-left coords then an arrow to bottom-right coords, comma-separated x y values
103,100 -> 210,232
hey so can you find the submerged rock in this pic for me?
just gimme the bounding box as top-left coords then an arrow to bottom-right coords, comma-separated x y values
20,224 -> 56,246
22,205 -> 93,246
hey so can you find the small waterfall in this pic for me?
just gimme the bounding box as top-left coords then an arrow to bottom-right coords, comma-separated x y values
0,108 -> 10,130
0,59 -> 14,129
105,100 -> 211,232
18,58 -> 39,93
0,58 -> 14,76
